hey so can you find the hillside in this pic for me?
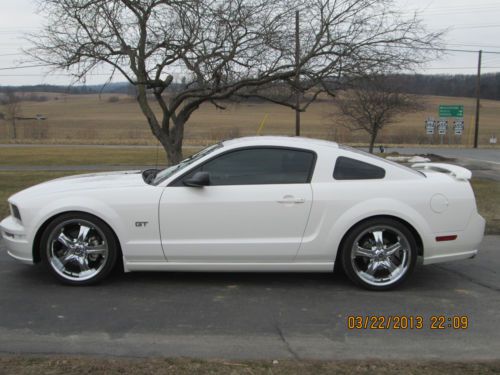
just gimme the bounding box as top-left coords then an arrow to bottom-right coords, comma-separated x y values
0,93 -> 498,146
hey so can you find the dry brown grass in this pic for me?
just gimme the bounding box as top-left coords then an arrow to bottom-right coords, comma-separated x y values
471,179 -> 500,234
0,147 -> 176,166
0,356 -> 499,375
0,93 -> 499,146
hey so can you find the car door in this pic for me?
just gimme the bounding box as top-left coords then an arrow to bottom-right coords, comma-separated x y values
159,147 -> 315,262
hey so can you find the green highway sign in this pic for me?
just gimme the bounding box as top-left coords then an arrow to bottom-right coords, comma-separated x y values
439,105 -> 464,118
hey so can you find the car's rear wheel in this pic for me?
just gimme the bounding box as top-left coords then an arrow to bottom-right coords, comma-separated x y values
341,218 -> 417,291
40,213 -> 118,286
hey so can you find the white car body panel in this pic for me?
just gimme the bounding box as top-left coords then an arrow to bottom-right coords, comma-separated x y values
2,172 -> 166,264
159,184 -> 313,262
0,136 -> 485,274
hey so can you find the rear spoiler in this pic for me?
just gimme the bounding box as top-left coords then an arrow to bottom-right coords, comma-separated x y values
411,163 -> 472,180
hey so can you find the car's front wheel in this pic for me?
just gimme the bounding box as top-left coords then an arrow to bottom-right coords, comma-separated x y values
341,218 -> 417,291
40,213 -> 118,286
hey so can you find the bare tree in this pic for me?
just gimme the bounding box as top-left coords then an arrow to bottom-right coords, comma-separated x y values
4,92 -> 22,140
28,0 -> 440,164
335,75 -> 421,153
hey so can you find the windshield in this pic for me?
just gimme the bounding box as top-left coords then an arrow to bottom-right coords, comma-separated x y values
152,143 -> 222,185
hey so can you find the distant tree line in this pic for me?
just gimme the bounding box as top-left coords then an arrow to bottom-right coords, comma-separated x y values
0,84 -> 98,95
3,73 -> 500,100
0,92 -> 51,105
392,73 -> 500,100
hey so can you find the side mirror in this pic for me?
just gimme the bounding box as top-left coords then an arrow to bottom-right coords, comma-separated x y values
183,171 -> 210,187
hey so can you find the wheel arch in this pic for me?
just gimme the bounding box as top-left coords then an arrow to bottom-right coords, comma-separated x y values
32,210 -> 123,265
334,215 -> 424,266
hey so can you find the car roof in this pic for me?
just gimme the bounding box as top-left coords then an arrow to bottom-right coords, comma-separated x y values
222,136 -> 339,149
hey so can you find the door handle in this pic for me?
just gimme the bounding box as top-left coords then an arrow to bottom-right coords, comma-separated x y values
277,197 -> 306,204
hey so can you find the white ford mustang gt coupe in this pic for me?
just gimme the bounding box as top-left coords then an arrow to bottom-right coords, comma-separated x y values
0,136 -> 485,290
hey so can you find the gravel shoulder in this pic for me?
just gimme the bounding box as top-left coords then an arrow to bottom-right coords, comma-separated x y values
1,356 -> 500,375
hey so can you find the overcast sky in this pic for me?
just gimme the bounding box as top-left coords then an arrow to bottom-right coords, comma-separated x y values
1,0 -> 500,86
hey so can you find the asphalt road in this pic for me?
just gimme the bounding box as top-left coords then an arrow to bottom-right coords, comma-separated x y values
381,147 -> 500,164
0,236 -> 499,360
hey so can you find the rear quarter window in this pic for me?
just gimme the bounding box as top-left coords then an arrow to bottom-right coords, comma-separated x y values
333,156 -> 386,180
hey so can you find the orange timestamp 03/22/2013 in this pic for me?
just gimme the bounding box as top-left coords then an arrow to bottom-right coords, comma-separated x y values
346,315 -> 469,330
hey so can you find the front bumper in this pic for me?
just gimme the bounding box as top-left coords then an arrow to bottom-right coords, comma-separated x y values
0,215 -> 33,264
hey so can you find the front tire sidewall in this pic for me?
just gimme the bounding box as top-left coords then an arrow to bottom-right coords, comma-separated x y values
341,219 -> 417,291
40,213 -> 118,286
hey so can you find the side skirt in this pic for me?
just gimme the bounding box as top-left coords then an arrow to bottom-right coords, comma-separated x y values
123,261 -> 335,273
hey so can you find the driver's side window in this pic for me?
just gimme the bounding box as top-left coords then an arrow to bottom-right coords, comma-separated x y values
180,147 -> 315,186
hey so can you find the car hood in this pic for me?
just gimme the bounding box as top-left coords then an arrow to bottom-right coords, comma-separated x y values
10,170 -> 146,201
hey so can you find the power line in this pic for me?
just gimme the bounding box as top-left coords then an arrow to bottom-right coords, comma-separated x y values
481,56 -> 500,63
0,26 -> 40,30
3,47 -> 500,76
392,45 -> 500,54
408,2 -> 500,11
0,73 -> 113,77
0,63 -> 52,71
447,43 -> 500,49
0,61 -> 187,70
0,53 -> 24,57
423,66 -> 500,70
403,5 -> 500,17
452,24 -> 500,30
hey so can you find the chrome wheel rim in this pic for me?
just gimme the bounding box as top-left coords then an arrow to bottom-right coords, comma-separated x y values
47,219 -> 109,282
350,225 -> 411,287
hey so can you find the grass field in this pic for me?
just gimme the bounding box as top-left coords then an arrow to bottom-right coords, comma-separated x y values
0,93 -> 499,146
0,146 -> 172,166
0,356 -> 499,375
471,179 -> 500,234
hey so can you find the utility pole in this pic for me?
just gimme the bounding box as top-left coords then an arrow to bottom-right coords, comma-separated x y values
473,50 -> 482,148
295,10 -> 300,136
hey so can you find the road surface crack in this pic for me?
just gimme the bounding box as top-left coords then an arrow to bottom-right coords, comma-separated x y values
275,324 -> 300,360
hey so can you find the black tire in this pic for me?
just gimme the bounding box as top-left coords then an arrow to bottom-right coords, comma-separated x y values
340,218 -> 417,291
40,212 -> 118,286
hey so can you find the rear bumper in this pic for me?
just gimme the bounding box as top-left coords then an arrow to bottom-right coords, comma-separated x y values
423,212 -> 486,265
0,216 -> 33,264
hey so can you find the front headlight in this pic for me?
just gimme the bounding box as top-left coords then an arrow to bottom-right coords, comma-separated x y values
9,203 -> 22,222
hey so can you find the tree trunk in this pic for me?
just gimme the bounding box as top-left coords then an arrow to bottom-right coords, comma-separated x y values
135,85 -> 184,166
368,130 -> 378,153
157,118 -> 184,166
11,118 -> 16,140
162,137 -> 183,165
